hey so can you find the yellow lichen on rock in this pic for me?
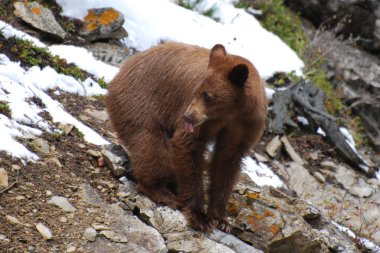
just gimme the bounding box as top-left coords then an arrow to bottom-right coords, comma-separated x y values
270,224 -> 280,235
31,7 -> 42,15
246,192 -> 261,200
98,9 -> 120,26
83,9 -> 120,31
84,10 -> 98,22
86,22 -> 98,32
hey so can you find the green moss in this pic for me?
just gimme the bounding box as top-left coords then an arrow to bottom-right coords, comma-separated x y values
0,0 -> 10,17
0,32 -> 107,86
177,0 -> 220,22
73,127 -> 85,139
177,0 -> 202,10
4,35 -> 85,80
246,0 -> 367,144
256,0 -> 343,114
97,77 -> 108,89
0,101 -> 11,118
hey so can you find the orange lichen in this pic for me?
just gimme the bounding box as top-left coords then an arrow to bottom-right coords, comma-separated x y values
98,9 -> 119,26
227,201 -> 239,216
247,212 -> 255,226
86,22 -> 98,32
256,214 -> 263,220
270,224 -> 280,235
84,10 -> 98,22
31,7 -> 42,15
264,210 -> 274,217
246,192 -> 260,200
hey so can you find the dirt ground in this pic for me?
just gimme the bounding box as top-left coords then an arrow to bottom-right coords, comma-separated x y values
0,93 -> 120,253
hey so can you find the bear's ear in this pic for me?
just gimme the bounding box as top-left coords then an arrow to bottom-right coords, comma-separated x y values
209,44 -> 227,62
228,64 -> 249,87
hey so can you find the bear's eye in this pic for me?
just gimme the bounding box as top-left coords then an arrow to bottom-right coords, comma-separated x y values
202,92 -> 212,104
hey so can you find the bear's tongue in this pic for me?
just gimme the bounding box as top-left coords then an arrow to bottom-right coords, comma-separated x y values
185,122 -> 194,134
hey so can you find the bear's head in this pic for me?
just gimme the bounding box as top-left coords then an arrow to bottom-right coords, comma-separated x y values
183,44 -> 250,134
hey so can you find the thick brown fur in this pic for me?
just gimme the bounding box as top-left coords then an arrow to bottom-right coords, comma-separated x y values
106,42 -> 267,233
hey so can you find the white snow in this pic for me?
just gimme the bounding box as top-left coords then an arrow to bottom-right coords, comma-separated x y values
332,221 -> 380,253
0,21 -> 118,83
55,0 -> 304,79
0,21 -> 111,160
297,116 -> 309,126
49,45 -> 119,82
339,127 -> 370,173
317,127 -> 326,137
0,20 -> 46,48
242,157 -> 285,188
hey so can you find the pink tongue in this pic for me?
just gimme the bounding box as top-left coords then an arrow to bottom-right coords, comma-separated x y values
185,122 -> 194,133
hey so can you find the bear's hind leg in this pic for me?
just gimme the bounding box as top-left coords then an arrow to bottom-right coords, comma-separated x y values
127,130 -> 180,209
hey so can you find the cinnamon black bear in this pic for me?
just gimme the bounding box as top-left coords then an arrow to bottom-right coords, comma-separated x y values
106,42 -> 267,232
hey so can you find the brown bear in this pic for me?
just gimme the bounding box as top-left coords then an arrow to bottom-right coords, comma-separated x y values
106,42 -> 267,233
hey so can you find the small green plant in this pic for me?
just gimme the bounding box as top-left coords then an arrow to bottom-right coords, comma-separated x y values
0,101 -> 11,118
97,77 -> 108,89
0,0 -> 10,17
51,130 -> 65,140
255,0 -> 343,114
73,127 -> 85,139
177,0 -> 202,10
177,0 -> 220,21
234,1 -> 251,9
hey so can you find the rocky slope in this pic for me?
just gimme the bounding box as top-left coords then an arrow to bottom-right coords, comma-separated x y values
0,1 -> 380,253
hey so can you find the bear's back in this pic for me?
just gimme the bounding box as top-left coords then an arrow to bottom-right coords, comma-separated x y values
106,43 -> 210,140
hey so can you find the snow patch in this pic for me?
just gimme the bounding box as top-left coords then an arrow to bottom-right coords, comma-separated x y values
242,157 -> 285,188
332,221 -> 380,253
56,0 -> 304,79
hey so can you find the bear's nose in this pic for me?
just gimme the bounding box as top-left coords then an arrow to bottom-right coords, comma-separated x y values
183,112 -> 195,123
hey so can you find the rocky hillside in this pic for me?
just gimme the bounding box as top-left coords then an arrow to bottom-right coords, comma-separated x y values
0,1 -> 379,252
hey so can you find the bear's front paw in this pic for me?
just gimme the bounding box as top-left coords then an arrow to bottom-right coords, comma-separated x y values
209,215 -> 232,233
183,207 -> 214,233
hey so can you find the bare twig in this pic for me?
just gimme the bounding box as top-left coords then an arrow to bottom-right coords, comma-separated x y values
0,180 -> 18,194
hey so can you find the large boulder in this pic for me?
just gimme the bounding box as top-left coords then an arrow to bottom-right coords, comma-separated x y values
13,1 -> 67,40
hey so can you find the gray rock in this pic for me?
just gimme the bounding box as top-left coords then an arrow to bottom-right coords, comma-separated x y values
84,227 -> 97,242
266,135 -> 282,158
85,109 -> 108,123
79,8 -> 128,41
79,183 -> 104,207
100,230 -> 128,243
349,186 -> 373,198
48,196 -> 76,212
5,215 -> 22,225
0,168 -> 9,187
280,135 -> 305,165
166,234 -> 235,253
32,138 -> 50,155
335,164 -> 356,190
284,162 -> 320,197
268,230 -> 329,253
86,42 -> 132,67
13,1 -> 67,40
101,144 -> 130,177
0,234 -> 10,243
80,183 -> 167,252
35,223 -> 53,240
285,0 -> 380,52
86,237 -> 151,253
210,230 -> 263,253
313,171 -> 326,184
86,149 -> 101,157
58,123 -> 74,135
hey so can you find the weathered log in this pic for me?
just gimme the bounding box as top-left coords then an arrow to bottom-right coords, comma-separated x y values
268,80 -> 374,176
